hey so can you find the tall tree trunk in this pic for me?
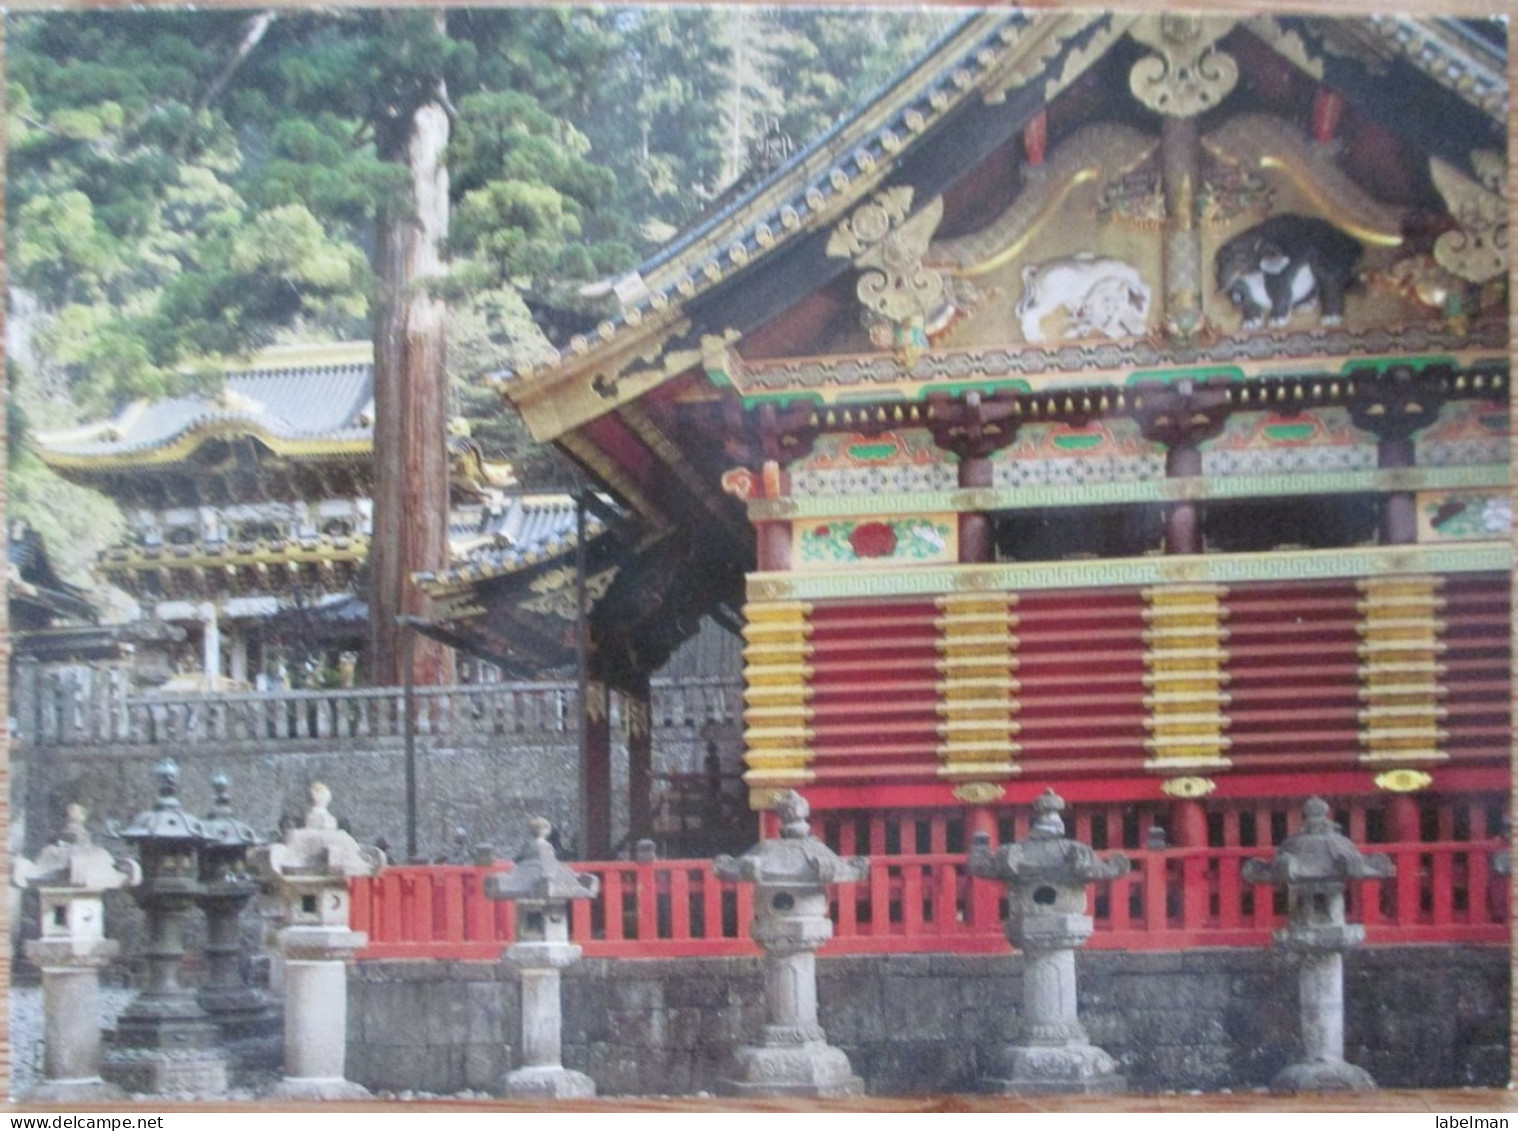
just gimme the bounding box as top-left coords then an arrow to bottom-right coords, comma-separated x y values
368,90 -> 454,687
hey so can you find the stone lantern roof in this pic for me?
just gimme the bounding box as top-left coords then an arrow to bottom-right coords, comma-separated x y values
200,773 -> 263,852
13,803 -> 140,893
262,783 -> 384,880
713,791 -> 868,887
485,818 -> 599,902
114,759 -> 207,845
1242,797 -> 1394,885
970,789 -> 1132,887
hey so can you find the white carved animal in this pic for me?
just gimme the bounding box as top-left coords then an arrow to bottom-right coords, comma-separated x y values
1017,256 -> 1152,342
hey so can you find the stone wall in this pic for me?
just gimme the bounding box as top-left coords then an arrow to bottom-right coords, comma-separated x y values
14,678 -> 743,862
11,677 -> 742,971
347,946 -> 1510,1096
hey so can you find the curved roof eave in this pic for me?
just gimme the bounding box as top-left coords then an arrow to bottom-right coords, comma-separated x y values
499,10 -> 1075,399
500,11 -> 1506,449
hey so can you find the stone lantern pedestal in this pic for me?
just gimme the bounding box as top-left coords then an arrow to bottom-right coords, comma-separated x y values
969,789 -> 1130,1095
485,818 -> 599,1098
13,804 -> 141,1102
103,759 -> 228,1096
1244,797 -> 1393,1093
255,783 -> 385,1100
713,790 -> 868,1098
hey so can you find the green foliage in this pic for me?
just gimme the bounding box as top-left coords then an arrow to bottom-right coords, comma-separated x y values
7,4 -> 962,555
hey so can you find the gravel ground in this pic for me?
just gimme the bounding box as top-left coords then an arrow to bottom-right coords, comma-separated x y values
8,986 -> 500,1103
9,984 -> 137,1098
9,985 -> 282,1102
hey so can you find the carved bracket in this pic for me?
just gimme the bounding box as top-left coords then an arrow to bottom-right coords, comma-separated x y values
1132,381 -> 1232,451
1346,365 -> 1450,443
1430,153 -> 1508,284
925,391 -> 1023,460
1128,16 -> 1239,118
828,187 -> 947,333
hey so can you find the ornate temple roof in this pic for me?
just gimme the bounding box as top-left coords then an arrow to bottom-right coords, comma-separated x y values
34,343 -> 375,472
34,341 -> 515,518
457,12 -> 1508,688
435,493 -> 609,588
499,13 -> 1507,445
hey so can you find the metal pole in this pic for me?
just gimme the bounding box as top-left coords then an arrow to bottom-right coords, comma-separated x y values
398,616 -> 419,863
574,485 -> 589,857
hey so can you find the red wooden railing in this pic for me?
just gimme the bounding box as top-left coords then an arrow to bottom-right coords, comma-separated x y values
350,838 -> 1509,961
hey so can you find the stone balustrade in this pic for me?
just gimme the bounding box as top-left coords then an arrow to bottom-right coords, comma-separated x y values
11,663 -> 741,749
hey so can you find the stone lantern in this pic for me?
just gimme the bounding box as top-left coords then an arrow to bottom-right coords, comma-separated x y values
255,782 -> 385,1100
13,803 -> 141,1101
484,817 -> 600,1098
712,789 -> 868,1097
968,788 -> 1131,1094
1243,796 -> 1393,1092
103,757 -> 228,1096
196,773 -> 275,1039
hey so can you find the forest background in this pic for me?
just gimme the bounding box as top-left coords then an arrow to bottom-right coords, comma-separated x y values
5,6 -> 957,624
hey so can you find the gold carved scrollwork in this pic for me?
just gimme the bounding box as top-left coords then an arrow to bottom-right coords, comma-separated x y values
828,189 -> 948,332
1243,17 -> 1324,80
953,782 -> 1007,805
952,569 -> 998,593
749,579 -> 796,602
1430,154 -> 1508,284
1374,769 -> 1434,793
1128,16 -> 1239,118
521,566 -> 620,621
1161,776 -> 1217,799
828,187 -> 914,259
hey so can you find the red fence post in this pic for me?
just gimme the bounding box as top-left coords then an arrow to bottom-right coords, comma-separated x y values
1144,854 -> 1167,934
442,870 -> 466,947
902,862 -> 925,938
669,867 -> 692,941
1401,845 -> 1426,928
350,877 -> 372,936
1431,847 -> 1455,928
1216,853 -> 1242,932
635,859 -> 658,942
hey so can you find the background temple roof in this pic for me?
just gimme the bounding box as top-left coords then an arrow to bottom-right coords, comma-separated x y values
34,344 -> 375,468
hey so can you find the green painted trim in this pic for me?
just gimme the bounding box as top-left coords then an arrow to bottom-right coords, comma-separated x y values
753,464 -> 1512,520
721,348 -> 1507,408
702,363 -> 736,390
741,391 -> 827,410
746,542 -> 1512,601
1338,355 -> 1460,377
931,380 -> 1036,399
1203,464 -> 1511,499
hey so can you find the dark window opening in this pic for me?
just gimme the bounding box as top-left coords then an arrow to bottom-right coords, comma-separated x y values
1202,495 -> 1379,554
994,505 -> 1164,563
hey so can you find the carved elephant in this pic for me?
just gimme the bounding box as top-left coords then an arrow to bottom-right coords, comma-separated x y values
1016,255 -> 1151,342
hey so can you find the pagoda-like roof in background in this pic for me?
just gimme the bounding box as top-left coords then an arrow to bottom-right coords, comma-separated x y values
499,12 -> 1506,445
8,520 -> 96,628
437,493 -> 610,588
34,342 -> 375,472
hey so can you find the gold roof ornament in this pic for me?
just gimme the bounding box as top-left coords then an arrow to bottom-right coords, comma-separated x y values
1430,153 -> 1508,284
1128,16 -> 1240,118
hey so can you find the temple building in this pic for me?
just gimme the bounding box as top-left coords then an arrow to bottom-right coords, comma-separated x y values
460,13 -> 1509,857
31,342 -> 602,689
